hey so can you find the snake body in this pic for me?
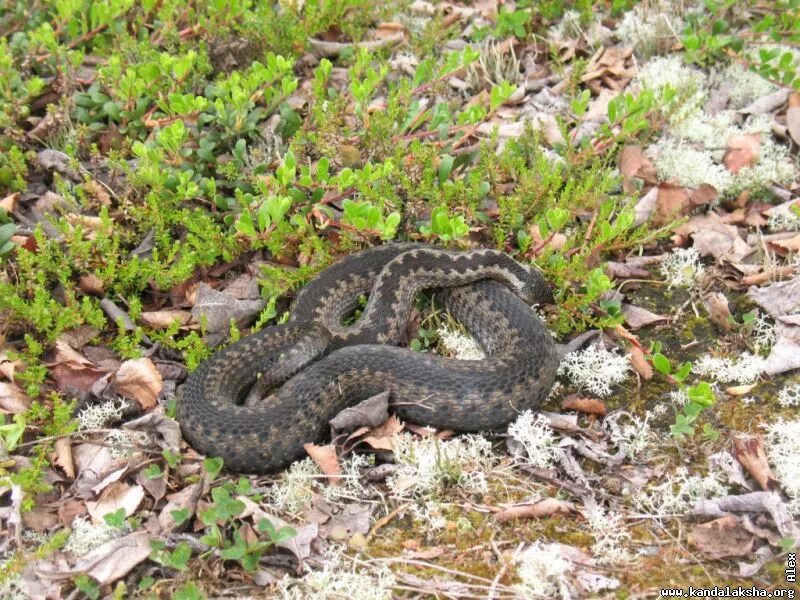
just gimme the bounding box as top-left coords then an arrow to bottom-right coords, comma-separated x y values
178,244 -> 559,473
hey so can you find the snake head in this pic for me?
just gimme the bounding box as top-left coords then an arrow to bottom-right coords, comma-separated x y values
520,267 -> 554,306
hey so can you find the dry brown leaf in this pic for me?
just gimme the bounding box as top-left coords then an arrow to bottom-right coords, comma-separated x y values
86,481 -> 145,522
705,292 -> 733,331
561,394 -> 607,416
654,184 -> 690,225
190,283 -> 266,334
53,437 -> 75,479
51,339 -> 108,392
22,509 -> 59,532
628,346 -> 653,380
724,133 -> 761,173
0,350 -> 23,381
362,415 -> 404,451
688,515 -> 756,559
48,531 -> 151,585
621,304 -> 668,329
633,186 -> 659,226
737,89 -> 788,115
604,261 -> 650,280
58,498 -> 87,527
731,435 -> 780,492
329,391 -> 390,432
0,381 -> 32,413
78,273 -> 105,296
159,480 -> 203,532
768,233 -> 800,254
762,322 -> 800,375
304,443 -> 342,484
786,92 -> 800,145
726,383 -> 757,396
0,192 -> 18,213
139,309 -> 192,329
112,358 -> 162,409
747,275 -> 800,316
685,214 -> 752,262
690,183 -> 718,207
495,498 -> 576,523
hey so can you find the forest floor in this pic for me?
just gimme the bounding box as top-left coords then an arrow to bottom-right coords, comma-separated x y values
1,0 -> 800,598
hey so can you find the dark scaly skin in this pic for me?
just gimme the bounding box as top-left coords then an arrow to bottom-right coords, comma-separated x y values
178,245 -> 559,473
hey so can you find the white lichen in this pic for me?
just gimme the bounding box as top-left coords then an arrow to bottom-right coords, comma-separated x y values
585,505 -> 633,564
77,399 -> 127,430
766,417 -> 800,514
437,326 -> 485,360
513,541 -> 572,598
778,383 -> 800,408
633,466 -> 728,516
278,549 -> 396,600
557,344 -> 631,397
605,411 -> 653,460
650,140 -> 733,192
693,352 -> 765,385
660,247 -> 705,289
507,410 -> 557,469
387,433 -> 496,497
64,516 -> 120,556
616,1 -> 685,57
715,62 -> 779,108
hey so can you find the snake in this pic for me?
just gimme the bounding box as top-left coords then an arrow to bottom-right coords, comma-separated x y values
178,244 -> 559,473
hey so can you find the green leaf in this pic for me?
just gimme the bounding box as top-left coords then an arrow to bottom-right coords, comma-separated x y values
670,414 -> 694,438
203,457 -> 224,480
438,154 -> 454,186
652,353 -> 671,376
171,508 -> 192,526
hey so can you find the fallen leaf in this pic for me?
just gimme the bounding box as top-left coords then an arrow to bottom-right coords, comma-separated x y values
725,383 -> 757,396
621,304 -> 668,329
731,435 -> 780,492
628,346 -> 653,379
705,292 -> 733,331
53,437 -> 75,479
737,89 -> 788,115
39,531 -> 151,585
78,273 -> 105,296
304,443 -> 342,484
0,381 -> 31,413
724,133 -> 761,174
633,186 -> 659,226
22,509 -> 59,532
360,415 -> 404,452
747,275 -> 800,316
239,497 -> 318,564
139,310 -> 192,329
122,413 -> 182,453
688,515 -> 756,559
58,498 -> 87,527
86,481 -> 145,522
158,480 -> 203,532
51,340 -> 108,392
786,92 -> 800,145
329,391 -> 390,432
191,283 -> 266,334
762,323 -> 800,375
561,395 -> 607,416
495,498 -> 576,522
604,261 -> 650,279
654,184 -> 690,225
112,358 -> 162,409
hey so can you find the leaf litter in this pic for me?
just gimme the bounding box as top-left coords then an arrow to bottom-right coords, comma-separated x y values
2,1 -> 800,598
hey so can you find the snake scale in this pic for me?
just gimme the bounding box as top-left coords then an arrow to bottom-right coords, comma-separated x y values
178,244 -> 559,473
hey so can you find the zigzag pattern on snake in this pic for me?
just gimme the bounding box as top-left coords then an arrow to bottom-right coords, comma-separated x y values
178,244 -> 559,473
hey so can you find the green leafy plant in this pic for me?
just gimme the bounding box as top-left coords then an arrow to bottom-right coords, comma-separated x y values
419,206 -> 470,242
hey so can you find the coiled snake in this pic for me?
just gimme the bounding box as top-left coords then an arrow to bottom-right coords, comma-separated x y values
178,244 -> 559,473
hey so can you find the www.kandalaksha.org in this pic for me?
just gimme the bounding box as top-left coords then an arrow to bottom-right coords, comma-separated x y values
663,586 -> 795,598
